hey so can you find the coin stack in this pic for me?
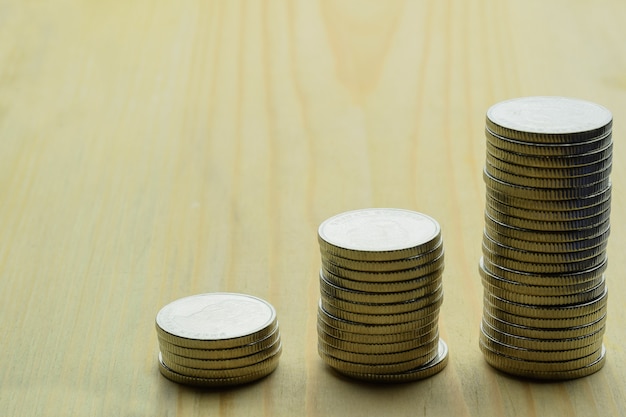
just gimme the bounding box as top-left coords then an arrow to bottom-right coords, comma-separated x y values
316,208 -> 448,382
155,292 -> 282,387
479,96 -> 612,380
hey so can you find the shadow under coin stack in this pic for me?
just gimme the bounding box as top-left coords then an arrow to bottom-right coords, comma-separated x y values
156,293 -> 282,387
316,208 -> 448,382
479,96 -> 612,380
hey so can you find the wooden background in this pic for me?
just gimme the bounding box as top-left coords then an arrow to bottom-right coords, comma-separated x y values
2,0 -> 626,415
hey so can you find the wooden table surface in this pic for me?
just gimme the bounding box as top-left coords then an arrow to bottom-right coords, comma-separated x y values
2,1 -> 626,415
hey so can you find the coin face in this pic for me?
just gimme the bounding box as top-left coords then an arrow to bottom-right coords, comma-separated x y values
156,293 -> 277,342
318,208 -> 441,261
486,96 -> 612,140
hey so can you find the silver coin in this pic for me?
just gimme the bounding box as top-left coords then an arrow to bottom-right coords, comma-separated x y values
486,96 -> 612,143
484,211 -> 610,243
485,184 -> 611,212
156,293 -> 277,349
321,263 -> 444,293
485,151 -> 613,179
479,260 -> 605,294
482,231 -> 607,264
482,243 -> 606,274
483,168 -> 611,200
485,161 -> 611,189
318,208 -> 441,261
322,242 -> 443,272
484,205 -> 611,233
333,339 -> 449,382
485,142 -> 612,169
485,194 -> 612,222
485,127 -> 612,156
321,251 -> 445,283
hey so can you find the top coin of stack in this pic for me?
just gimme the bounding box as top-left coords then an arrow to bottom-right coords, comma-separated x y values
316,208 -> 448,383
479,96 -> 612,380
156,293 -> 282,387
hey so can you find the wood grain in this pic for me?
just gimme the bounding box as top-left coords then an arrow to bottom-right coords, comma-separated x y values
1,0 -> 626,415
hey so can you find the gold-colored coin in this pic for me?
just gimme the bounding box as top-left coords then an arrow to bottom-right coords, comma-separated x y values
160,338 -> 282,370
332,339 -> 448,383
483,168 -> 611,200
322,264 -> 444,293
321,252 -> 445,283
318,336 -> 439,365
158,352 -> 279,387
317,209 -> 442,261
482,308 -> 607,340
485,141 -> 612,169
484,205 -> 611,232
157,326 -> 281,360
480,256 -> 607,287
481,276 -> 605,306
481,319 -> 604,351
320,285 -> 442,315
322,243 -> 443,272
485,127 -> 612,156
483,226 -> 610,254
318,344 -> 438,375
485,151 -> 613,179
319,270 -> 442,304
484,288 -> 607,320
483,299 -> 607,329
318,302 -> 439,335
479,263 -> 605,296
480,341 -> 604,373
482,232 -> 607,264
318,323 -> 439,354
320,293 -> 443,325
484,211 -> 610,243
485,161 -> 611,189
485,97 -> 612,144
317,313 -> 439,344
482,245 -> 606,274
485,185 -> 611,212
162,348 -> 282,379
481,343 -> 606,380
479,326 -> 604,361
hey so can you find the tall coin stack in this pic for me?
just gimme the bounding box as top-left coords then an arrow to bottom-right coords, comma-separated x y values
156,293 -> 282,387
479,96 -> 612,379
316,208 -> 448,382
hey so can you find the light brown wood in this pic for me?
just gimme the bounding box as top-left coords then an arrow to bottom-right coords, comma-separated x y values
2,0 -> 626,415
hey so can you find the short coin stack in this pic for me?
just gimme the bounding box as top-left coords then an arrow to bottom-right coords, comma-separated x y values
479,96 -> 612,379
156,293 -> 282,387
316,208 -> 448,382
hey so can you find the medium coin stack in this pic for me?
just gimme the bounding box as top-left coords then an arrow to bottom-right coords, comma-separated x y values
316,208 -> 448,382
155,292 -> 282,387
479,96 -> 612,380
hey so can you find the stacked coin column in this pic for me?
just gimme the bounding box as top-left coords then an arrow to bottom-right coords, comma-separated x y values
156,293 -> 282,387
479,96 -> 612,380
316,208 -> 448,382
